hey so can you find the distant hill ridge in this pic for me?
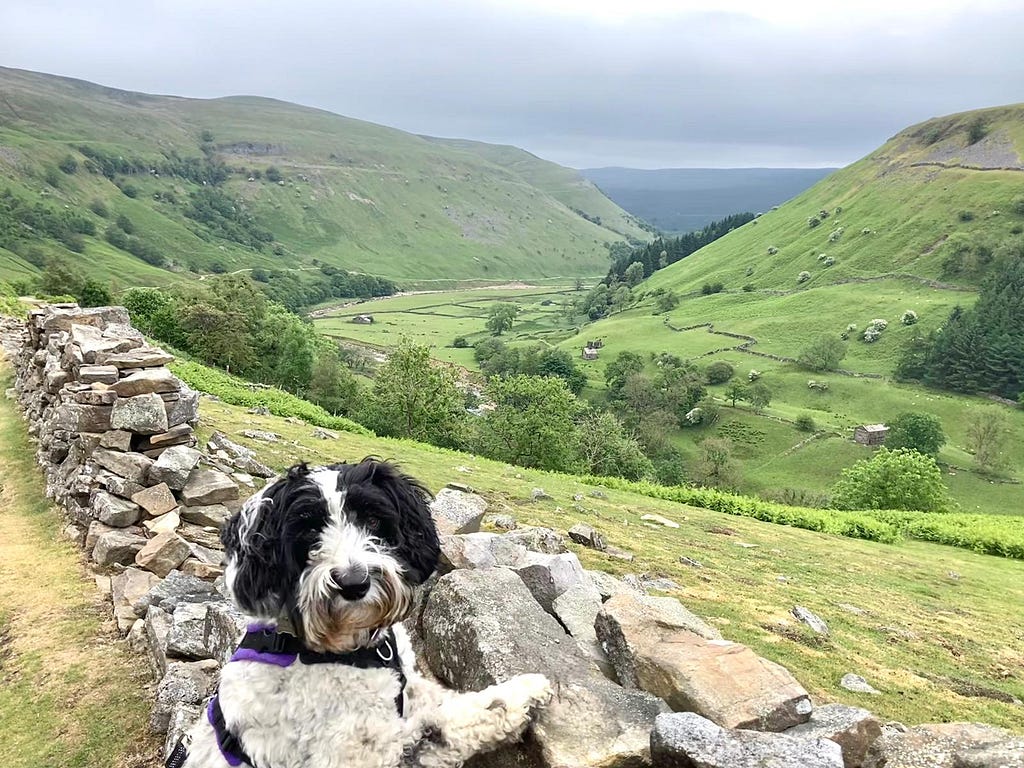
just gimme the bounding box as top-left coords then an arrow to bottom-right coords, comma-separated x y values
0,66 -> 649,288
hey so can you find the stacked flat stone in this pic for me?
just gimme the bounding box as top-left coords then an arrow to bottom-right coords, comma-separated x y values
8,303 -> 241,593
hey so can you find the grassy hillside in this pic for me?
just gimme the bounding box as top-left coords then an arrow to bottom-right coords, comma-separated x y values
0,67 -> 648,286
581,167 -> 835,233
561,105 -> 1024,509
179,378 -> 1024,731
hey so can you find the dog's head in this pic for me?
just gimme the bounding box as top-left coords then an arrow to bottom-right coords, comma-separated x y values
221,459 -> 439,652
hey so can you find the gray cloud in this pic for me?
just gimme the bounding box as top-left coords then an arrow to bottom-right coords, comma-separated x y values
2,1 -> 1023,167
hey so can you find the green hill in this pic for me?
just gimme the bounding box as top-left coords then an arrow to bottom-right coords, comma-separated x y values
0,67 -> 648,288
554,104 -> 1024,511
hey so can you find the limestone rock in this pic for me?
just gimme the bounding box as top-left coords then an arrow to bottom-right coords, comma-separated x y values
147,423 -> 195,447
143,508 -> 181,535
204,601 -> 249,664
136,569 -> 219,616
145,604 -> 174,677
151,659 -> 218,733
50,403 -> 112,432
865,723 -> 1017,768
99,429 -> 134,451
641,514 -> 680,529
438,532 -> 528,573
96,346 -> 175,369
109,367 -> 179,397
651,712 -> 843,768
179,503 -> 231,529
164,387 -> 199,427
955,739 -> 1024,767
503,526 -> 568,555
206,431 -> 274,477
567,523 -> 606,551
181,468 -> 239,505
423,568 -> 667,768
111,392 -> 170,434
240,429 -> 279,442
430,487 -> 489,534
178,523 -> 224,550
841,673 -> 881,695
166,601 -> 215,660
93,527 -> 147,566
596,593 -> 809,731
79,364 -> 119,384
92,490 -> 142,527
111,567 -> 161,630
793,605 -> 830,635
148,445 -> 202,490
551,581 -> 610,677
136,532 -> 192,577
312,427 -> 339,439
512,551 -> 587,614
131,482 -> 177,517
92,448 -> 154,485
787,704 -> 882,768
588,570 -> 644,601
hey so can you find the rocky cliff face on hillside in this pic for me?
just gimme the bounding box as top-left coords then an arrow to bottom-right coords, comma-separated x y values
1,304 -> 1021,768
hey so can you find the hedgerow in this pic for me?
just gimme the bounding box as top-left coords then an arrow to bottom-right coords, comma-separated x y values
581,474 -> 1024,559
170,360 -> 372,436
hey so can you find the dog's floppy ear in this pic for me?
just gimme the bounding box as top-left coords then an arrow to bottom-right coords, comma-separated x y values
365,458 -> 440,585
222,464 -> 317,617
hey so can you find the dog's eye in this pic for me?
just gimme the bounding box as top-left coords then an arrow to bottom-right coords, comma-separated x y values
365,516 -> 381,532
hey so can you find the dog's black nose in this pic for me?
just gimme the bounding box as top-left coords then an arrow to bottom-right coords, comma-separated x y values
330,568 -> 370,601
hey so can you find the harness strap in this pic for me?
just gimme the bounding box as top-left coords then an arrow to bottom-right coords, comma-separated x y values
209,695 -> 256,767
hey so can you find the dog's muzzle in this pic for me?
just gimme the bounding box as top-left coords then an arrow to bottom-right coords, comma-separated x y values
331,567 -> 371,601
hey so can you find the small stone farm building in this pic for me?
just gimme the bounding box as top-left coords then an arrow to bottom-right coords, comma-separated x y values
352,314 -> 374,325
582,347 -> 599,361
854,424 -> 888,446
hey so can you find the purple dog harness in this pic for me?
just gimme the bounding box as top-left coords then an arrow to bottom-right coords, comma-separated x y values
165,624 -> 405,768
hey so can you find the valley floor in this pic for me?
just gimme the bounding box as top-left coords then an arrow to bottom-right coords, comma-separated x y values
0,364 -> 160,768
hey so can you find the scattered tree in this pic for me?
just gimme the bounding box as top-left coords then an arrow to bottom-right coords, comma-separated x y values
798,334 -> 847,372
725,381 -> 746,407
623,261 -> 645,287
576,409 -> 654,481
362,339 -> 466,448
485,302 -> 519,336
831,448 -> 952,512
795,414 -> 817,432
966,408 -> 1009,474
705,361 -> 734,384
58,155 -> 78,174
655,289 -> 679,313
691,438 -> 741,490
746,382 -> 772,413
886,412 -> 946,456
476,374 -> 582,472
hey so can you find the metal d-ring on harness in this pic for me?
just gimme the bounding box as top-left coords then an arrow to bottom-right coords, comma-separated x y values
165,626 -> 406,768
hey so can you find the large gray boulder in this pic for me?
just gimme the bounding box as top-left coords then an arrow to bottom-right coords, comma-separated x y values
596,592 -> 810,732
423,568 -> 667,768
111,392 -> 169,434
787,704 -> 882,768
865,723 -> 1020,768
511,551 -> 587,614
136,569 -> 219,616
151,659 -> 218,733
438,532 -> 529,573
131,482 -> 178,517
135,532 -> 192,577
181,468 -> 239,505
92,448 -> 154,485
109,367 -> 179,397
149,445 -> 202,490
430,487 -> 489,534
551,581 -> 611,678
651,712 -> 843,768
166,601 -> 216,660
204,601 -> 249,665
180,504 -> 231,529
92,489 -> 142,527
92,527 -> 147,566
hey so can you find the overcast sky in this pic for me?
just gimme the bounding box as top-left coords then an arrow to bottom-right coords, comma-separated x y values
3,0 -> 1023,168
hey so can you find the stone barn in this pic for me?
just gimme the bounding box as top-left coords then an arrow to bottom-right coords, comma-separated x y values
582,347 -> 599,361
854,424 -> 888,446
352,314 -> 374,325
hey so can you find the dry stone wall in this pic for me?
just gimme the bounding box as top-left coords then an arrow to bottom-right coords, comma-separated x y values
1,304 -> 1019,768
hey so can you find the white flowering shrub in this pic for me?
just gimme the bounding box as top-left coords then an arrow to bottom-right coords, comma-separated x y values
869,318 -> 888,330
863,327 -> 882,343
901,310 -> 919,325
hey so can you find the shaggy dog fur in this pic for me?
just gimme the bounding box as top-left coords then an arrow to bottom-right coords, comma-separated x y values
178,459 -> 552,768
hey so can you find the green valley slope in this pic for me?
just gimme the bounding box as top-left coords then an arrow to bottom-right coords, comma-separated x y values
559,105 -> 1024,510
0,67 -> 648,286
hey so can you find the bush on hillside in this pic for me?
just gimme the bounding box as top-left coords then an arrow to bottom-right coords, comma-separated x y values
452,336 -> 469,348
832,447 -> 953,513
798,334 -> 847,372
701,282 -> 724,295
88,199 -> 109,217
58,155 -> 78,174
795,414 -> 816,432
967,117 -> 988,145
901,310 -> 918,325
705,361 -> 734,384
958,210 -> 975,222
797,271 -> 811,283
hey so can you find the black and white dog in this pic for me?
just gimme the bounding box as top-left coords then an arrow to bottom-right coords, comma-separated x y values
176,460 -> 551,768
